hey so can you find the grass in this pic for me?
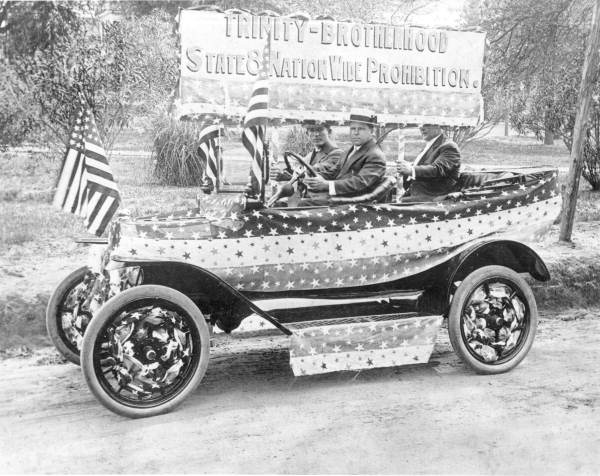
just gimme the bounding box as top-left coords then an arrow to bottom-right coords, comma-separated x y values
533,256 -> 600,310
460,135 -> 570,168
0,203 -> 84,251
573,189 -> 600,222
0,131 -> 599,353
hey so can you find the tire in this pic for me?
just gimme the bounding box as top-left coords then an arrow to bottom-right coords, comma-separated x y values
448,265 -> 538,374
46,266 -> 95,365
81,285 -> 210,418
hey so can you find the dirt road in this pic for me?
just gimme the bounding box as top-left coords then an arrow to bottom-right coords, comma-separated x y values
1,310 -> 599,474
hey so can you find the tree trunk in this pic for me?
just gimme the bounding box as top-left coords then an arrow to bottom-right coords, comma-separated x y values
544,105 -> 554,144
504,109 -> 509,136
559,0 -> 600,241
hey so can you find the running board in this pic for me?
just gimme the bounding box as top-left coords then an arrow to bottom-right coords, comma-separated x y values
286,313 -> 443,376
253,290 -> 423,325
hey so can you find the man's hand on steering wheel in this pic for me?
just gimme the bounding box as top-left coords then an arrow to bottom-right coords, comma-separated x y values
293,164 -> 306,177
284,151 -> 318,177
303,174 -> 329,192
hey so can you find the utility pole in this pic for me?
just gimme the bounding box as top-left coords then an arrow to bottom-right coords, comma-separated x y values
559,0 -> 600,241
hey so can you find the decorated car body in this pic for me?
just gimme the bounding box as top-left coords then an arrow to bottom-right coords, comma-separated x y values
44,8 -> 561,418
47,165 -> 560,417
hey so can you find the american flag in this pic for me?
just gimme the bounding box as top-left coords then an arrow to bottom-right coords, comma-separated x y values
242,32 -> 271,198
112,169 -> 561,293
197,121 -> 223,189
53,107 -> 120,236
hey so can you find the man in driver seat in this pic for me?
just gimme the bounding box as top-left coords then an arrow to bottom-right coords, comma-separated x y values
270,119 -> 342,205
300,110 -> 386,205
271,120 -> 341,182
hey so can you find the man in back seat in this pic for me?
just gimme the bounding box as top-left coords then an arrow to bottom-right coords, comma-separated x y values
396,124 -> 461,201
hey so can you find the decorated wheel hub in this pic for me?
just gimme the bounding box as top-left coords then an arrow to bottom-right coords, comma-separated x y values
94,303 -> 199,405
461,281 -> 529,364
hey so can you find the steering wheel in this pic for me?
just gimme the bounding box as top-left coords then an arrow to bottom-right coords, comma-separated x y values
283,151 -> 318,177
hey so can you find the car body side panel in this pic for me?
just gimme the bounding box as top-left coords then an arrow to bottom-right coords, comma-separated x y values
115,260 -> 292,335
110,239 -> 548,331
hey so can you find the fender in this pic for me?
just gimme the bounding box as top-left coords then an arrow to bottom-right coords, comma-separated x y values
110,259 -> 292,335
443,239 -> 550,306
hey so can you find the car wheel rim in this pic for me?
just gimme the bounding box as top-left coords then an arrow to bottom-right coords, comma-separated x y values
57,274 -> 95,353
92,300 -> 201,408
460,279 -> 530,365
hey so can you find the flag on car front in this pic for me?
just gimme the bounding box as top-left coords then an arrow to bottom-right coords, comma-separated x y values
242,31 -> 271,198
53,106 -> 120,236
197,119 -> 223,189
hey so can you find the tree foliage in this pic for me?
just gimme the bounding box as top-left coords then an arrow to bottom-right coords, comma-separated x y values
0,1 -> 177,152
473,0 -> 595,147
583,99 -> 600,191
0,67 -> 38,150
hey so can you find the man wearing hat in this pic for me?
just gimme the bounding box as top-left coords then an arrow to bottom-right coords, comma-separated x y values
396,123 -> 461,201
271,119 -> 342,184
301,109 -> 386,205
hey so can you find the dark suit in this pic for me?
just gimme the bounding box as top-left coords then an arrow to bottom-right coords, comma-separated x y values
405,135 -> 461,200
306,143 -> 342,179
332,138 -> 386,196
299,138 -> 386,205
296,143 -> 342,201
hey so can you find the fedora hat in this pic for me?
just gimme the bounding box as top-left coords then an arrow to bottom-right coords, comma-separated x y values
301,119 -> 333,130
349,108 -> 377,126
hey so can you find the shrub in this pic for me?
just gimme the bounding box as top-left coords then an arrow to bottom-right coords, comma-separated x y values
151,118 -> 207,186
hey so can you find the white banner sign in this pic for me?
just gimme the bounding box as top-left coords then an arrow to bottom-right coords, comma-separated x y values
178,9 -> 486,126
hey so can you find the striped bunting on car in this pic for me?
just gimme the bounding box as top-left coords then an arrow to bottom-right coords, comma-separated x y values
111,170 -> 560,292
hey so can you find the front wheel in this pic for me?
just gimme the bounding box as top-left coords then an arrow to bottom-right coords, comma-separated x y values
46,267 -> 96,365
448,265 -> 538,374
81,285 -> 210,418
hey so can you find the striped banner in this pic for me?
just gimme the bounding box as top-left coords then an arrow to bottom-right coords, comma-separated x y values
53,107 -> 120,236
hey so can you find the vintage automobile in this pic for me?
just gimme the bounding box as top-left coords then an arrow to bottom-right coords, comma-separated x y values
46,149 -> 560,418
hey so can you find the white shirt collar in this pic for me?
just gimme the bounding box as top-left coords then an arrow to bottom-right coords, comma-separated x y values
425,134 -> 442,149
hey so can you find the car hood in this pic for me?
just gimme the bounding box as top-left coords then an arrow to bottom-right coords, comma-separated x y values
112,192 -> 247,244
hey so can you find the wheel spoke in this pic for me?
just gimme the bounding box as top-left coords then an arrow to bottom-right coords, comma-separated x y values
482,282 -> 491,297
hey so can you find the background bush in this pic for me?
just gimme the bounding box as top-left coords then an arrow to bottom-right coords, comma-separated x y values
151,118 -> 207,186
281,125 -> 314,157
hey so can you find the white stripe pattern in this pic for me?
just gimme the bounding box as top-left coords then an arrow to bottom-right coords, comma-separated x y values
53,107 -> 120,236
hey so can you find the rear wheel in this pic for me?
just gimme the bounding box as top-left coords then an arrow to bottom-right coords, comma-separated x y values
46,267 -> 96,365
448,265 -> 538,374
81,285 -> 210,418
